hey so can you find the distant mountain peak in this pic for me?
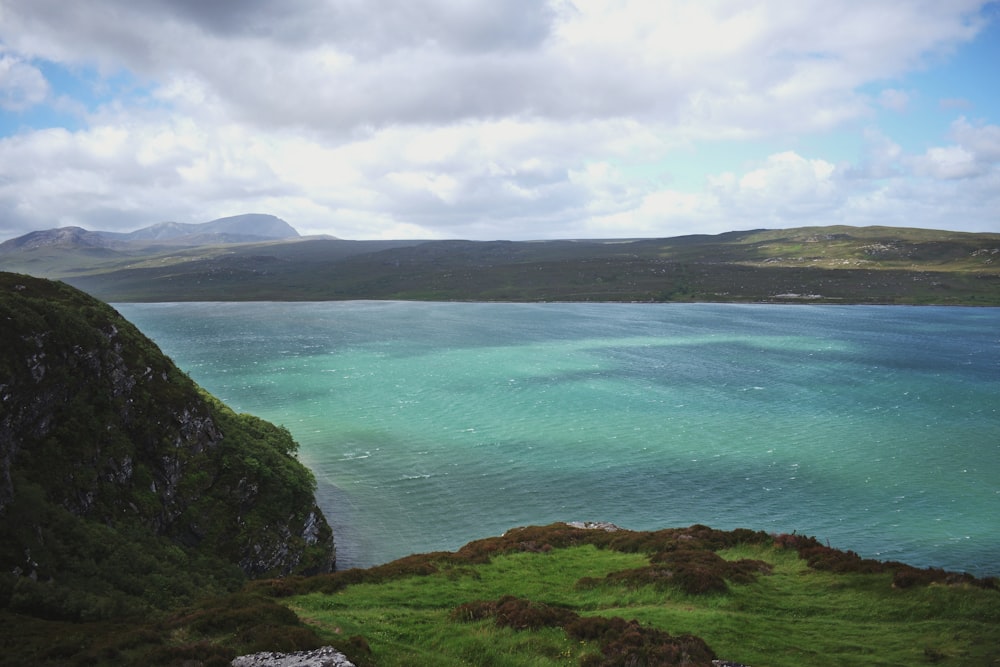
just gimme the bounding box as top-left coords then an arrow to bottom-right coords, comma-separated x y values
0,226 -> 113,252
124,213 -> 301,242
1,214 -> 301,253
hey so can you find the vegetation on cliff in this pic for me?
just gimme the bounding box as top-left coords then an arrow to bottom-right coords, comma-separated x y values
0,272 -> 334,626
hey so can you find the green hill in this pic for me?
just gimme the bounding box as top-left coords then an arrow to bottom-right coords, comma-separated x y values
273,523 -> 999,667
0,273 -> 334,641
2,225 -> 998,304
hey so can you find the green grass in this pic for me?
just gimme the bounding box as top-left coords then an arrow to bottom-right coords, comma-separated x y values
287,542 -> 1000,667
290,546 -> 646,666
3,522 -> 997,665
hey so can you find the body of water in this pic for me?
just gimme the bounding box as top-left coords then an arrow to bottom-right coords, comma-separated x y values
116,302 -> 1000,575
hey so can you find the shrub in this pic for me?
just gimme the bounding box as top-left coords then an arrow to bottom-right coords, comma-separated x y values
891,565 -> 998,590
798,545 -> 884,574
452,596 -> 717,666
451,595 -> 578,630
340,635 -> 375,667
493,596 -> 578,630
594,549 -> 772,596
165,592 -> 324,656
141,641 -> 235,667
568,617 -> 716,667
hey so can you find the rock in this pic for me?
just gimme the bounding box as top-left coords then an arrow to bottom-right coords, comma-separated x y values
231,646 -> 355,667
566,521 -> 622,532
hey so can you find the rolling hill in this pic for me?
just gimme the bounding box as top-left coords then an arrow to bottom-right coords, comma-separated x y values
2,224 -> 998,304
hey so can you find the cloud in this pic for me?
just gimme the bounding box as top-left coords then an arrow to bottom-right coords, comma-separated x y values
878,88 -> 910,112
0,0 -> 996,240
907,117 -> 1000,180
951,116 -> 1000,161
848,128 -> 904,180
0,53 -> 49,111
3,0 -> 987,134
707,151 -> 842,226
910,145 -> 983,180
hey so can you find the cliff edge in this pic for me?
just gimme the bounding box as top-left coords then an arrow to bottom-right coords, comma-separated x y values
0,272 -> 334,620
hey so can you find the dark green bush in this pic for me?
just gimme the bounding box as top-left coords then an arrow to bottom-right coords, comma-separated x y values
798,545 -> 884,574
340,635 -> 375,667
140,642 -> 235,667
492,596 -> 579,630
567,616 -> 716,667
451,595 -> 578,630
592,549 -> 771,596
451,596 -> 717,666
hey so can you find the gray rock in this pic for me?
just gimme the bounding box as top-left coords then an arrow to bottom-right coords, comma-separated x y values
231,646 -> 355,667
566,521 -> 622,531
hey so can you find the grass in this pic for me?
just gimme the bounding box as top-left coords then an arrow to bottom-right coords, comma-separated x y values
284,537 -> 1000,667
3,523 -> 997,665
289,546 -> 645,666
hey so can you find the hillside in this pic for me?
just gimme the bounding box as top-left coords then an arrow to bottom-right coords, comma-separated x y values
2,225 -> 998,304
0,272 -> 335,624
7,522 -> 997,665
274,523 -> 999,667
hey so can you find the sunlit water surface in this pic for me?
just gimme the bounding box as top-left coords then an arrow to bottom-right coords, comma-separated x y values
116,302 -> 1000,574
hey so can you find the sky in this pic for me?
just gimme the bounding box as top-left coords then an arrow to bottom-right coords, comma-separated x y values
0,0 -> 998,242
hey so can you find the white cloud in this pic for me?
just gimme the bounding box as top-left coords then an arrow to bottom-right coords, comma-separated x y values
587,138 -> 1000,237
0,0 -> 996,240
914,145 -> 980,180
709,152 -> 840,221
950,116 -> 1000,161
1,0 -> 987,136
0,53 -> 49,111
909,116 -> 1000,181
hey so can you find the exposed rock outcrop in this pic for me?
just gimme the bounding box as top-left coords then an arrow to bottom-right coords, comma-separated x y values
566,520 -> 622,531
231,646 -> 355,667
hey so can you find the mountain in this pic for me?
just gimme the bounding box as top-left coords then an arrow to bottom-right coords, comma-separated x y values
110,213 -> 302,243
0,225 -> 117,252
0,214 -> 301,255
0,272 -> 335,623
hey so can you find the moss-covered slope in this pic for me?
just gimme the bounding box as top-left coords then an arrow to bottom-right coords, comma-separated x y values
0,272 -> 334,621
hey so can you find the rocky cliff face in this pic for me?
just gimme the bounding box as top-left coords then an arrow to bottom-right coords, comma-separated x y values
0,273 -> 335,597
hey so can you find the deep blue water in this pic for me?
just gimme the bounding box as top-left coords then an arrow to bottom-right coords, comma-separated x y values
116,302 -> 1000,574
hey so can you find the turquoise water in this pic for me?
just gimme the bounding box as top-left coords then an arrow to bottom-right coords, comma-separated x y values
116,302 -> 1000,575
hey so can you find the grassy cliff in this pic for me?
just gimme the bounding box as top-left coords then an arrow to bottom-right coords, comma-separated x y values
0,273 -> 334,636
268,523 -> 999,667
